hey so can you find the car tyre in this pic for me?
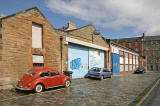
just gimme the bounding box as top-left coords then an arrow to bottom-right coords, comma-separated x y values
100,75 -> 104,80
34,84 -> 44,93
65,80 -> 71,88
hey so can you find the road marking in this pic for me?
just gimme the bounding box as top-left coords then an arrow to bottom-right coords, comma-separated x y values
136,78 -> 160,106
0,80 -> 99,102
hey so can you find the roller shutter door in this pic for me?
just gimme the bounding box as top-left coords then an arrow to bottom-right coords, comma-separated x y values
68,44 -> 89,79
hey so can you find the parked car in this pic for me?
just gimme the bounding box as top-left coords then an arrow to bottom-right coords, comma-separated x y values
14,67 -> 71,93
134,67 -> 146,74
87,67 -> 112,80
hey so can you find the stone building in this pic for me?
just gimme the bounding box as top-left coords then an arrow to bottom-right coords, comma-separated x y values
112,34 -> 160,71
142,35 -> 160,71
0,7 -> 109,88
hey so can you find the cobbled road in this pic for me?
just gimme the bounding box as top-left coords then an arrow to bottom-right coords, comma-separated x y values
0,71 -> 160,106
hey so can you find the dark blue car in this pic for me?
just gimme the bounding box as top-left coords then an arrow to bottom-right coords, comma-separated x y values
87,67 -> 112,80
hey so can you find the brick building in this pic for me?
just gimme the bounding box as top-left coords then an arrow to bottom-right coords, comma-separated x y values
0,7 -> 109,88
105,40 -> 146,74
112,34 -> 160,71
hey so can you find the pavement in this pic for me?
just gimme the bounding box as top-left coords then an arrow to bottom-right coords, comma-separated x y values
0,71 -> 160,106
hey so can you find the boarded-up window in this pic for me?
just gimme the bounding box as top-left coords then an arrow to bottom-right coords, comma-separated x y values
32,23 -> 42,48
125,53 -> 128,64
120,65 -> 124,72
125,65 -> 128,71
120,51 -> 124,64
129,54 -> 132,64
136,56 -> 138,65
133,55 -> 136,64
32,55 -> 44,67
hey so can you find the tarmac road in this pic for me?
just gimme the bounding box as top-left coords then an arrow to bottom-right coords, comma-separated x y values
141,80 -> 160,106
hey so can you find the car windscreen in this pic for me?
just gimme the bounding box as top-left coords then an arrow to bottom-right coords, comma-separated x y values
27,70 -> 36,76
90,67 -> 101,72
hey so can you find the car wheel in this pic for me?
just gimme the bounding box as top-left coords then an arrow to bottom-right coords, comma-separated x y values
34,84 -> 44,93
65,80 -> 71,88
100,76 -> 104,80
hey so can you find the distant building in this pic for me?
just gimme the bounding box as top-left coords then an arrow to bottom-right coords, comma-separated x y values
112,34 -> 160,71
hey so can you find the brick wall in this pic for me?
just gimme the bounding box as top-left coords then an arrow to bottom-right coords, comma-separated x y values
57,25 -> 109,71
0,8 -> 62,86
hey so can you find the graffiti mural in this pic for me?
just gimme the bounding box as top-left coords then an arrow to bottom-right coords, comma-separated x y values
70,58 -> 82,70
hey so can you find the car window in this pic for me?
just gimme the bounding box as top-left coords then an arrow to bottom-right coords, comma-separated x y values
90,67 -> 101,72
106,69 -> 110,72
103,69 -> 107,72
40,72 -> 50,77
27,70 -> 36,76
51,71 -> 59,76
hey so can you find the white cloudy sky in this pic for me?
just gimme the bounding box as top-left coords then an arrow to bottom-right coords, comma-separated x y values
45,0 -> 160,36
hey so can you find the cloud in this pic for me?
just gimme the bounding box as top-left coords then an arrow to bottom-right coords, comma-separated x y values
45,0 -> 160,35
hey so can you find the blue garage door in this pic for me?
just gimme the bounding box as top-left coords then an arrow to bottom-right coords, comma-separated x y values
89,48 -> 104,69
111,53 -> 120,75
68,44 -> 89,79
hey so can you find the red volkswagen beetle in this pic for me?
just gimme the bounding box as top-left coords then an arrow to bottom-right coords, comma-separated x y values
15,67 -> 71,93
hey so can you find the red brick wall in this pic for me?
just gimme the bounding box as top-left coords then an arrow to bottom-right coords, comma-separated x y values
0,8 -> 62,85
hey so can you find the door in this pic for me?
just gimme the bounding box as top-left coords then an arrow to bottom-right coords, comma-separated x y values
111,53 -> 120,75
68,44 -> 89,79
89,48 -> 104,69
156,65 -> 159,71
40,72 -> 52,88
50,71 -> 61,86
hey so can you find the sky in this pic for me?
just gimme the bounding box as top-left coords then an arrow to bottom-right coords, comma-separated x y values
0,0 -> 160,39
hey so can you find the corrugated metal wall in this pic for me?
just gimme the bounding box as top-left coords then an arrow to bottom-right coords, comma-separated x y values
89,48 -> 104,69
68,44 -> 105,78
68,44 -> 89,79
111,53 -> 120,75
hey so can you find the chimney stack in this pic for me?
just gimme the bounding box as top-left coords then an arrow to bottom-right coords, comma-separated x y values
65,21 -> 76,31
0,14 -> 6,19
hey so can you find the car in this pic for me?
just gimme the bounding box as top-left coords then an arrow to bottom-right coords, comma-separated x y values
87,67 -> 112,80
14,67 -> 71,93
134,67 -> 146,74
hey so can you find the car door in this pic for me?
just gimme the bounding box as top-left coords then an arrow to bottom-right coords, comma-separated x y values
40,71 -> 52,88
102,69 -> 108,78
50,71 -> 61,87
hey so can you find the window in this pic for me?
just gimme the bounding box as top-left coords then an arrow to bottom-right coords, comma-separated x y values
32,55 -> 44,67
32,23 -> 43,48
156,41 -> 159,45
151,41 -> 154,45
51,71 -> 59,76
33,63 -> 44,67
156,59 -> 159,63
135,48 -> 139,52
27,70 -> 37,76
40,72 -> 50,77
135,42 -> 138,47
151,65 -> 153,71
103,69 -> 107,72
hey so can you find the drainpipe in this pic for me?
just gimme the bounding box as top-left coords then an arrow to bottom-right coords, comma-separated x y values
60,36 -> 63,73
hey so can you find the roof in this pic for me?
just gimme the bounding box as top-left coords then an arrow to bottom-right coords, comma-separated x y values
112,36 -> 142,43
0,7 -> 46,21
110,41 -> 138,54
144,35 -> 160,41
